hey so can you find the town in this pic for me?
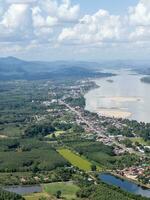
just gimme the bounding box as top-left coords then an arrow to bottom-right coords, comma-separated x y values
41,79 -> 150,187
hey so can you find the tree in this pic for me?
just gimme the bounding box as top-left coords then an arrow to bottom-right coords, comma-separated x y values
56,190 -> 62,199
39,197 -> 47,200
91,165 -> 97,171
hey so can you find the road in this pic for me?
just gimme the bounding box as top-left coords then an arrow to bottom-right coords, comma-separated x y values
59,100 -> 103,135
60,100 -> 145,157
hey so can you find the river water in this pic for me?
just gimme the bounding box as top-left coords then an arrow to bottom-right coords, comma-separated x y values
85,69 -> 150,123
99,173 -> 150,198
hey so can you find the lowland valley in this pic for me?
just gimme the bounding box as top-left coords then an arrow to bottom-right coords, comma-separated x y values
0,57 -> 150,200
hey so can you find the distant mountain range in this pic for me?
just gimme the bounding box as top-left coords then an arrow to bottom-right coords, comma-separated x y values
0,57 -> 113,81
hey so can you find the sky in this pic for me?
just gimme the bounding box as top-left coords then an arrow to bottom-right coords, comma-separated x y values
0,0 -> 150,61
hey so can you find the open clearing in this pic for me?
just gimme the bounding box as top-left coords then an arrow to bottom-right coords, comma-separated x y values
43,182 -> 79,200
58,148 -> 93,171
45,130 -> 65,138
24,182 -> 79,200
130,137 -> 150,146
24,192 -> 53,200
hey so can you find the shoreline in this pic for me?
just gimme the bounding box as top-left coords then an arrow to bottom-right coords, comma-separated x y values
98,96 -> 143,102
97,108 -> 132,119
100,171 -> 150,190
84,75 -> 144,120
112,172 -> 150,190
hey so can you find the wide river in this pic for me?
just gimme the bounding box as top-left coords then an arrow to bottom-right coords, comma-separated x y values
85,69 -> 150,123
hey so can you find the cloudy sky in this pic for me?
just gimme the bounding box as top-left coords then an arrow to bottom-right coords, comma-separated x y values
0,0 -> 150,61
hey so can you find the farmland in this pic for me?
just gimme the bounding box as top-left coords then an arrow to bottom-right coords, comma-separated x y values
0,139 -> 68,173
58,149 -> 93,171
0,77 -> 149,200
24,193 -> 51,200
130,137 -> 150,146
63,141 -> 115,169
24,182 -> 80,200
43,182 -> 80,200
45,130 -> 65,138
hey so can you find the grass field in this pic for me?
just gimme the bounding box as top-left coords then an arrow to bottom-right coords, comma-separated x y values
24,182 -> 79,200
58,148 -> 93,171
45,130 -> 65,138
130,137 -> 150,145
0,124 -> 24,137
87,151 -> 115,169
0,148 -> 67,172
43,182 -> 79,200
24,192 -> 55,200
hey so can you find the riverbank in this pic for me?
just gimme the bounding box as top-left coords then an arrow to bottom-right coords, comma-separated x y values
84,69 -> 150,122
99,172 -> 150,198
99,170 -> 150,190
110,171 -> 150,190
97,108 -> 132,118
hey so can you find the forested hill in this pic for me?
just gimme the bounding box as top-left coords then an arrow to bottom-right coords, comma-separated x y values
141,76 -> 150,84
0,57 -> 113,81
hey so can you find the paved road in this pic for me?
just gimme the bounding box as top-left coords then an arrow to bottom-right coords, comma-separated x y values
60,100 -> 145,157
60,100 -> 102,134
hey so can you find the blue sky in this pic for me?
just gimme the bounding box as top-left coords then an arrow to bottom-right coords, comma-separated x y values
0,0 -> 149,61
73,0 -> 138,15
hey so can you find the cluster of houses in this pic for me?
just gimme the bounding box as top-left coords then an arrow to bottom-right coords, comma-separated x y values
116,165 -> 150,183
41,82 -> 149,163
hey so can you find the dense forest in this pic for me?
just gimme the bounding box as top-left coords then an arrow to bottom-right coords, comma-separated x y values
77,183 -> 149,200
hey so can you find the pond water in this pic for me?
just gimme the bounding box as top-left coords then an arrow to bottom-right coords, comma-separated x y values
4,185 -> 42,195
85,69 -> 150,123
99,173 -> 150,198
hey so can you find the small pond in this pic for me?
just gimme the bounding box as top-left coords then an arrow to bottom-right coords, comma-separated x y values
4,185 -> 42,195
99,173 -> 150,198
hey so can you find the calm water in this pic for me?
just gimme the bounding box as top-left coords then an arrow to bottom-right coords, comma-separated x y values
4,185 -> 42,195
99,173 -> 150,198
85,69 -> 150,123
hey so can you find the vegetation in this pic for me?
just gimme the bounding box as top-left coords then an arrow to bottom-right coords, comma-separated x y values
24,123 -> 55,138
43,182 -> 80,200
141,76 -> 150,84
58,149 -> 93,171
130,137 -> 149,146
24,193 -> 53,200
65,96 -> 85,108
0,73 -> 149,200
0,57 -> 114,81
64,141 -> 115,169
0,188 -> 24,200
0,139 -> 68,172
77,182 -> 149,200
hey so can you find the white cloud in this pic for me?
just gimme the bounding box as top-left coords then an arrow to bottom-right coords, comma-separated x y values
6,0 -> 37,4
129,0 -> 150,26
1,4 -> 29,29
32,6 -> 58,28
1,0 -> 150,57
58,9 -> 123,45
128,0 -> 150,42
58,0 -> 150,47
57,0 -> 79,22
0,0 -> 80,43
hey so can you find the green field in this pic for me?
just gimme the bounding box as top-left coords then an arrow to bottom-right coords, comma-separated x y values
63,141 -> 114,169
130,137 -> 150,145
0,139 -> 68,172
58,148 -> 93,171
24,182 -> 79,200
43,182 -> 79,200
0,124 -> 24,137
24,193 -> 52,200
45,130 -> 65,138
